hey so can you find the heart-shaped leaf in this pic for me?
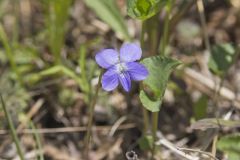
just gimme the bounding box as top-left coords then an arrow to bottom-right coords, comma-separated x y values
140,56 -> 181,112
208,43 -> 238,76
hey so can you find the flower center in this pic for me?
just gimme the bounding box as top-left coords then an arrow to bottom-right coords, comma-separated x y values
115,62 -> 127,74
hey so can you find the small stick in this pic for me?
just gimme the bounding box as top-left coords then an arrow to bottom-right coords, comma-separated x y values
178,147 -> 219,160
156,133 -> 199,160
0,123 -> 136,135
17,98 -> 44,132
109,116 -> 127,137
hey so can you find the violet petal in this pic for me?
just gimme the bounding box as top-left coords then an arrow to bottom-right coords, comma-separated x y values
101,67 -> 119,91
95,49 -> 119,69
120,43 -> 142,62
126,62 -> 149,81
118,72 -> 131,92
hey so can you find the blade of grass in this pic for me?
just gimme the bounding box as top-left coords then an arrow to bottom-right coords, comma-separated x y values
85,0 -> 130,41
78,45 -> 91,103
39,65 -> 83,86
0,94 -> 24,160
29,121 -> 44,160
0,24 -> 22,84
46,0 -> 72,64
11,0 -> 20,44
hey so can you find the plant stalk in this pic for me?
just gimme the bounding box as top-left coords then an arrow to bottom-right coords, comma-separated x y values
140,21 -> 150,135
160,1 -> 173,55
30,121 -> 44,160
211,134 -> 218,160
84,71 -> 102,159
196,0 -> 211,53
0,95 -> 24,160
142,107 -> 149,134
151,112 -> 159,160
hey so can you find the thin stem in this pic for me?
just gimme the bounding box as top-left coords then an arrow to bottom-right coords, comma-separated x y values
140,21 -> 150,135
0,95 -> 24,160
211,135 -> 218,160
30,121 -> 44,160
140,21 -> 146,49
145,14 -> 160,56
196,0 -> 211,53
196,1 -> 219,156
151,112 -> 159,160
211,77 -> 224,159
142,107 -> 149,134
160,1 -> 173,55
84,71 -> 103,159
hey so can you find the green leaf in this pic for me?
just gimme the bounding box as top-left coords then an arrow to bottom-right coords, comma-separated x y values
140,56 -> 181,112
138,135 -> 154,150
127,0 -> 166,20
191,118 -> 240,130
85,0 -> 130,40
208,43 -> 238,76
193,95 -> 208,120
139,91 -> 162,112
217,134 -> 240,159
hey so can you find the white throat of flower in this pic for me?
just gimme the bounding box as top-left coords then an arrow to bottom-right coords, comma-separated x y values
115,62 -> 127,74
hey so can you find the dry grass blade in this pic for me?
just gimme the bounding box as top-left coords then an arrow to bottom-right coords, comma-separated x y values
191,118 -> 240,130
184,68 -> 240,108
178,147 -> 219,160
156,132 -> 199,160
0,123 -> 136,135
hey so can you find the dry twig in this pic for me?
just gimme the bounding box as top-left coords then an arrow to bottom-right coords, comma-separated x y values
0,123 -> 136,135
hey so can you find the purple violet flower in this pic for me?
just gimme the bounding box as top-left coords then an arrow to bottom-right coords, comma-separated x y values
95,43 -> 149,92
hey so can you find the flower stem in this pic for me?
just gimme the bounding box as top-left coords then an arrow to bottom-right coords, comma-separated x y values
84,71 -> 102,159
151,112 -> 159,160
140,21 -> 150,135
140,21 -> 146,49
0,94 -> 24,160
142,107 -> 149,134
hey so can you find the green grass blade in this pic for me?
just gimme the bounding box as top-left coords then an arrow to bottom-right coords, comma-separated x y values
85,0 -> 130,41
30,121 -> 44,160
0,94 -> 24,160
46,0 -> 72,64
78,45 -> 90,101
0,24 -> 22,84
